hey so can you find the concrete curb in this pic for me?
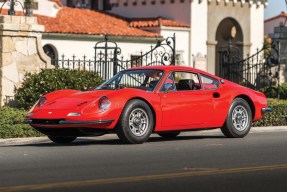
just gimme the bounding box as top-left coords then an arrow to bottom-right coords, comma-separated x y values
0,126 -> 286,145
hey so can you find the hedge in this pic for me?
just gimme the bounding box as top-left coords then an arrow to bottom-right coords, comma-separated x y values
260,83 -> 287,99
0,107 -> 42,138
252,99 -> 287,127
15,68 -> 104,110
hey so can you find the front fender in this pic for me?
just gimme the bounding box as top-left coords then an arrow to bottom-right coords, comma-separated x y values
106,89 -> 162,131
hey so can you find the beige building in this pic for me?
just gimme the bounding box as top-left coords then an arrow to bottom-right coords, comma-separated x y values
0,0 -> 267,105
265,11 -> 287,36
61,0 -> 267,76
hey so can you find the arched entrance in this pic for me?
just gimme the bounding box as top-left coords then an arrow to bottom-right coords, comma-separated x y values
43,44 -> 58,66
215,18 -> 243,79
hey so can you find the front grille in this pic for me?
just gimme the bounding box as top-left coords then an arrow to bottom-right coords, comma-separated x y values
32,119 -> 65,125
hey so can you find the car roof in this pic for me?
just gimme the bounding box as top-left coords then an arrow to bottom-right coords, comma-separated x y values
124,65 -> 219,79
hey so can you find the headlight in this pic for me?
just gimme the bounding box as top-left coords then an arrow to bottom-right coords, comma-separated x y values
37,97 -> 47,107
98,96 -> 111,111
27,97 -> 47,114
82,96 -> 111,114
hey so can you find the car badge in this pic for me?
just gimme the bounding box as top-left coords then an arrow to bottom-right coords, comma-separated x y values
48,112 -> 52,114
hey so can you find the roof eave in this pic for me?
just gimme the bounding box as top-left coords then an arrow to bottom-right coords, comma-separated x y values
160,26 -> 191,31
42,32 -> 163,43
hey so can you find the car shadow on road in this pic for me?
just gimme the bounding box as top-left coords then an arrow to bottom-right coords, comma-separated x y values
148,135 -> 225,143
0,134 -> 225,147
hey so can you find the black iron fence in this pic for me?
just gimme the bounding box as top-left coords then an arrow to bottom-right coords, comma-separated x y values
218,40 -> 281,98
0,0 -> 33,16
52,35 -> 175,80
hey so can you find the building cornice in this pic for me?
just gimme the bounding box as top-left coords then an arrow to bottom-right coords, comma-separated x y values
160,26 -> 191,31
42,33 -> 163,43
111,0 -> 268,7
205,0 -> 268,7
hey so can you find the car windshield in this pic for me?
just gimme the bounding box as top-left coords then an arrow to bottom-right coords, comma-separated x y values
96,69 -> 164,91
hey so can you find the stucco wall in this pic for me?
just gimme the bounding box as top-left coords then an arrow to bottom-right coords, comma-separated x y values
108,0 -> 191,24
250,2 -> 265,54
265,17 -> 286,36
160,27 -> 191,66
190,0 -> 208,71
42,35 -> 161,61
206,0 -> 264,75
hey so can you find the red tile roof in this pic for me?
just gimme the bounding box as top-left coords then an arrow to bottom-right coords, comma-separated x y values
265,11 -> 287,23
0,9 -> 24,16
129,17 -> 190,28
36,7 -> 161,38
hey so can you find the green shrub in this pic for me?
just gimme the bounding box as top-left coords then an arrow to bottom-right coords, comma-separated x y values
260,83 -> 287,99
15,69 -> 104,110
253,99 -> 287,127
0,107 -> 42,138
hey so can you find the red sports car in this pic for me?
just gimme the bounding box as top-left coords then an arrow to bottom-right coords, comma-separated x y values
24,66 -> 271,144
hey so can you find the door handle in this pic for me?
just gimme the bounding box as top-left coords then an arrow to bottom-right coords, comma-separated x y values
213,92 -> 220,98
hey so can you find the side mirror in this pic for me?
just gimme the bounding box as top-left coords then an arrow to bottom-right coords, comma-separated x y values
164,83 -> 174,93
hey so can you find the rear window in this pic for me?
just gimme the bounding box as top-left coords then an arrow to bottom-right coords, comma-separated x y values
200,74 -> 219,90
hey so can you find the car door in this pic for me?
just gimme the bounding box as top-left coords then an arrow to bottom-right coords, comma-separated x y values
159,71 -> 214,129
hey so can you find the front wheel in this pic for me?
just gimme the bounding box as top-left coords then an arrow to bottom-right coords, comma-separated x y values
48,136 -> 77,144
221,98 -> 252,138
116,100 -> 154,144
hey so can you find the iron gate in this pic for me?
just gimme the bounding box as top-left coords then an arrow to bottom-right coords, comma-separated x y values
53,35 -> 175,80
218,40 -> 281,98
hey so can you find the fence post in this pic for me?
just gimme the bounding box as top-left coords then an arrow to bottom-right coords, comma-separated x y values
172,33 -> 176,65
113,48 -> 118,75
277,40 -> 281,99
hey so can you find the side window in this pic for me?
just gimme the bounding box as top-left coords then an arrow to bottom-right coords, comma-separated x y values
161,73 -> 176,92
162,71 -> 201,92
200,75 -> 219,90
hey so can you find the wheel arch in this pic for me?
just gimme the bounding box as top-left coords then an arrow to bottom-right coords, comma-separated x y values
235,94 -> 255,119
123,97 -> 157,131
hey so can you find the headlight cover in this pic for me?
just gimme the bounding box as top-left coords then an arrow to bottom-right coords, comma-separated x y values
37,97 -> 47,107
27,97 -> 47,114
98,96 -> 111,111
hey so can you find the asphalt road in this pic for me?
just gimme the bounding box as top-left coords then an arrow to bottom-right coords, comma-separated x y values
0,127 -> 287,192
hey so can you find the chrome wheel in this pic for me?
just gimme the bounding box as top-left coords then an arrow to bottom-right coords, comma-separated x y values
232,105 -> 249,132
116,99 -> 154,144
129,108 -> 149,137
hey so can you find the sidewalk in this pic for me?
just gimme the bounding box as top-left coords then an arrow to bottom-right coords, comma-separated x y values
1,126 -> 286,145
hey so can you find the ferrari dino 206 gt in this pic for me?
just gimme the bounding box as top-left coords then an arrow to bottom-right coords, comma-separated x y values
24,66 -> 271,144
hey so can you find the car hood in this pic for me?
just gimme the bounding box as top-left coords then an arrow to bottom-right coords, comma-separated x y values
43,90 -> 114,110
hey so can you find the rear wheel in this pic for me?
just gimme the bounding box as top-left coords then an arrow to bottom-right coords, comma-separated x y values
221,98 -> 252,138
158,131 -> 180,138
116,99 -> 154,144
48,136 -> 77,144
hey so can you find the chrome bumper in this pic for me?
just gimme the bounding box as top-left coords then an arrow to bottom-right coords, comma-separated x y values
23,119 -> 33,124
23,119 -> 114,125
262,108 -> 272,114
59,119 -> 114,125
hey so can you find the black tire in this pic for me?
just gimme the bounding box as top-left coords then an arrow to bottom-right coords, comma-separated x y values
221,98 -> 252,138
116,99 -> 154,144
48,136 -> 77,144
158,131 -> 180,138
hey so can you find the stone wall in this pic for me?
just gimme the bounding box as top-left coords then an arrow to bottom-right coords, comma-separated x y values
0,15 -> 52,106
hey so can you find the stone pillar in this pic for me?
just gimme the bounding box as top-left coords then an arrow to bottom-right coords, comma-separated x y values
0,15 -> 52,106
